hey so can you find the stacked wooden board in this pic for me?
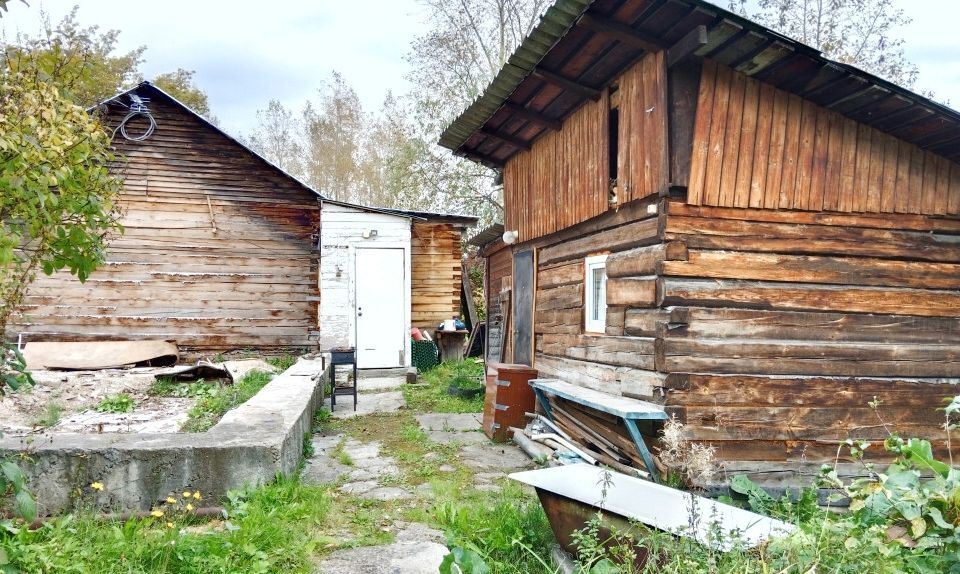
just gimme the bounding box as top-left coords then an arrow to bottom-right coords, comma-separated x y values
10,88 -> 321,353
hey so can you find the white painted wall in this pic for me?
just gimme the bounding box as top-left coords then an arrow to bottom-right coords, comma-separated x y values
318,203 -> 412,367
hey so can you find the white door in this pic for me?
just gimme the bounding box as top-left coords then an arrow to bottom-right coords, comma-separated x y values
355,248 -> 406,368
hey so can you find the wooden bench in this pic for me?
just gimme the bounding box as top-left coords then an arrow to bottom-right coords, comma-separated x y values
528,379 -> 667,482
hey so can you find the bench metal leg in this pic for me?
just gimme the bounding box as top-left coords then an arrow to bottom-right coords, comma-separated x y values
624,419 -> 660,483
532,388 -> 554,421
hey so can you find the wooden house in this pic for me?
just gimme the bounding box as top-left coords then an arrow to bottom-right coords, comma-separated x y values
9,82 -> 475,367
318,202 -> 474,368
443,0 -> 960,485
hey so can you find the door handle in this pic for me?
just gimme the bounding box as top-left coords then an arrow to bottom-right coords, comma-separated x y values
358,307 -> 363,317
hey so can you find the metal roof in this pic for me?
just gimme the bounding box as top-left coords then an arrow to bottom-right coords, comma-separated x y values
467,223 -> 506,247
440,0 -> 960,167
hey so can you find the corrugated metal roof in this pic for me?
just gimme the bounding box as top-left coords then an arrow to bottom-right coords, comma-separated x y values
440,0 -> 960,167
437,0 -> 594,163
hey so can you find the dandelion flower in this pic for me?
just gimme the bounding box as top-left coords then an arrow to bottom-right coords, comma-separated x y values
183,491 -> 192,498
90,482 -> 104,491
192,491 -> 202,501
166,496 -> 177,504
166,522 -> 174,529
185,503 -> 194,512
150,509 -> 164,518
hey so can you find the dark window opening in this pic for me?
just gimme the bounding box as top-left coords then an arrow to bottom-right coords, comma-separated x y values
608,107 -> 619,182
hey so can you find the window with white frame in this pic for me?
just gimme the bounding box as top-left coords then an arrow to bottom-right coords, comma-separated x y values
584,254 -> 608,333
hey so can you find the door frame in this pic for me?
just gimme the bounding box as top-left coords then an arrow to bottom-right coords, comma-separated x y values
353,243 -> 411,368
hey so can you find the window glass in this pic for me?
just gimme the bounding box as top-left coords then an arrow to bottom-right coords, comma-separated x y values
584,255 -> 607,332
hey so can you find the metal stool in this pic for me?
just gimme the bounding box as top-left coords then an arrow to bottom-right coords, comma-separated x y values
326,347 -> 357,411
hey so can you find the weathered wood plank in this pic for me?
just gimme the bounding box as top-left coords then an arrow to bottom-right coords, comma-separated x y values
661,249 -> 960,289
666,307 -> 960,344
659,278 -> 960,317
658,337 -> 960,377
605,241 -> 688,278
606,277 -> 657,307
664,215 -> 960,262
624,309 -> 668,337
538,216 -> 661,265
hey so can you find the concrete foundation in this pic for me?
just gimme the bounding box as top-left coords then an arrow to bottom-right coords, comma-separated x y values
0,358 -> 324,516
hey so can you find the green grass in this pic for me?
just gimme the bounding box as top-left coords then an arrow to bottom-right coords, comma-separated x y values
31,402 -> 64,428
95,393 -> 135,414
1,478 -> 332,574
403,359 -> 485,413
179,370 -> 275,432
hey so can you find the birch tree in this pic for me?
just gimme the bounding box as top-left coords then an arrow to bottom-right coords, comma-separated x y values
730,0 -> 918,87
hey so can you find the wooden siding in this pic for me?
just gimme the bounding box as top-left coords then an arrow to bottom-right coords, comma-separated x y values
658,200 -> 960,468
503,51 -> 670,244
688,60 -> 960,215
411,222 -> 462,329
616,50 -> 669,203
11,94 -> 321,352
504,94 -> 608,242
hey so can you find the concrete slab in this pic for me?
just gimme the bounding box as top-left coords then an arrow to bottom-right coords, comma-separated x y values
415,413 -> 482,432
325,391 -> 405,418
459,443 -> 532,472
1,358 -> 326,515
342,440 -> 382,461
358,377 -> 405,392
363,487 -> 414,501
301,458 -> 352,485
426,430 -> 489,445
315,522 -> 447,574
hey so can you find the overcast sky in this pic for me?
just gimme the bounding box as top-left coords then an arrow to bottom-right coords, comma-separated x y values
2,0 -> 958,139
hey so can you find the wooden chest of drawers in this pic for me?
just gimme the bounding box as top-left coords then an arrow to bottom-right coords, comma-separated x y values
482,362 -> 538,442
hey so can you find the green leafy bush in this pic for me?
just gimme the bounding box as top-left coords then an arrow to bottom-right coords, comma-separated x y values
95,393 -> 135,413
0,346 -> 32,395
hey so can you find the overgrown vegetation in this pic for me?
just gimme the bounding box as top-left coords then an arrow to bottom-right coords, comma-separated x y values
180,370 -> 275,432
554,396 -> 960,574
95,393 -> 135,414
1,478 -> 331,573
403,359 -> 485,413
0,346 -> 31,395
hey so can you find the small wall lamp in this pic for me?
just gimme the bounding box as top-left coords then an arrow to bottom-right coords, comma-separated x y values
502,230 -> 519,245
362,229 -> 378,239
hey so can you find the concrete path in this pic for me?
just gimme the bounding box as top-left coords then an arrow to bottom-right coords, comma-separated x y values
308,380 -> 536,573
323,375 -> 406,418
314,522 -> 448,574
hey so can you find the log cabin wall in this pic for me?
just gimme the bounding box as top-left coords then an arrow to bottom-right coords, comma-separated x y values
411,222 -> 463,330
11,90 -> 321,354
688,60 -> 960,215
656,199 -> 960,478
502,52 -> 668,243
532,197 -> 665,398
